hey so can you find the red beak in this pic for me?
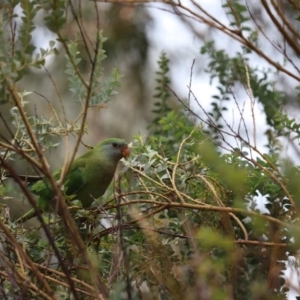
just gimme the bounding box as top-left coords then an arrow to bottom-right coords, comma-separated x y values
121,146 -> 130,158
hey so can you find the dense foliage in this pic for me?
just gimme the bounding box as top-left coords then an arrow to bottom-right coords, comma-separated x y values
0,1 -> 299,300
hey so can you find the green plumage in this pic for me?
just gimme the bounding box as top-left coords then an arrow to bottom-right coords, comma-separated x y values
16,138 -> 129,223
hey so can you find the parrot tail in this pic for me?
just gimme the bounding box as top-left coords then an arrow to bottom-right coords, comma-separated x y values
15,208 -> 39,224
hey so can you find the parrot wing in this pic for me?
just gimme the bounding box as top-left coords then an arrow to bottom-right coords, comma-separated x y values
63,159 -> 88,197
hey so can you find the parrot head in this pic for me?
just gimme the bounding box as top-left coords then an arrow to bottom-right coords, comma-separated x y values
100,138 -> 130,162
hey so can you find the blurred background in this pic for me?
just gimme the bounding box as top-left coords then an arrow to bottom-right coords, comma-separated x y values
4,1 -> 298,157
7,0 -> 298,160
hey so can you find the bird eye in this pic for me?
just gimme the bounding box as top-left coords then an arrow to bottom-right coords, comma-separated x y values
112,142 -> 118,147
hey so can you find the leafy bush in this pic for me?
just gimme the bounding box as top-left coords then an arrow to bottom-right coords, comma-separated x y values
0,1 -> 299,300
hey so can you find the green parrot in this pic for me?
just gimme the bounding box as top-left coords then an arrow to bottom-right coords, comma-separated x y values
15,138 -> 130,223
